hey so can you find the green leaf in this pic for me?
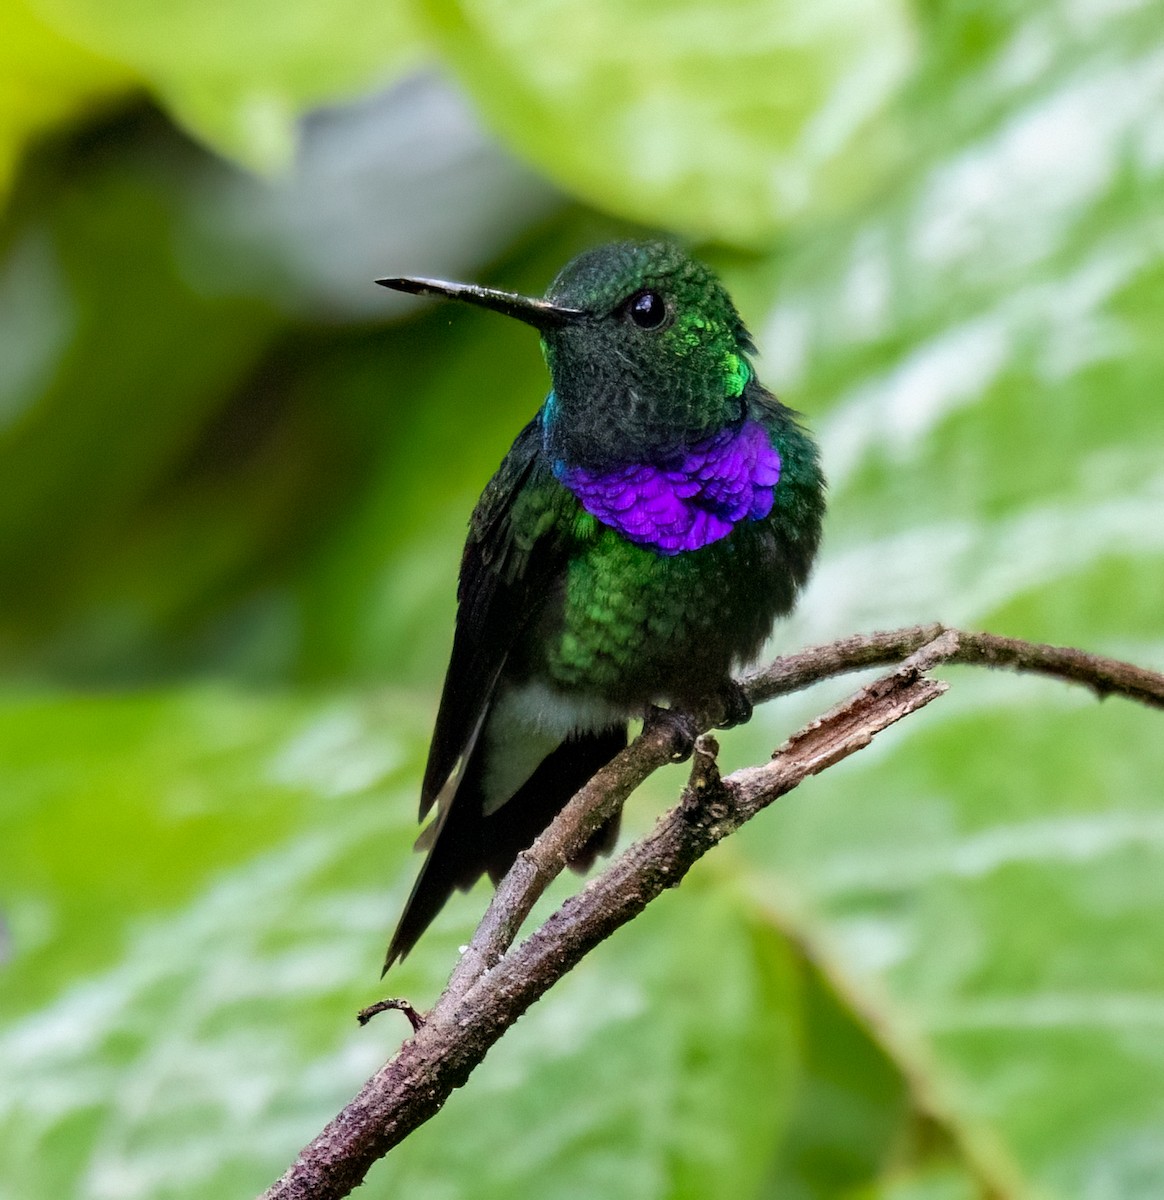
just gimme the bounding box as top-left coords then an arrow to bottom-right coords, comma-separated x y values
0,689 -> 800,1198
421,0 -> 917,246
0,0 -> 134,193
0,687 -> 426,1197
23,0 -> 423,169
759,948 -> 913,1198
722,4 -> 1164,1190
742,695 -> 1164,1195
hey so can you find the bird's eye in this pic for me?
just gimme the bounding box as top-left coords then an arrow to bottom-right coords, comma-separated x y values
625,290 -> 669,330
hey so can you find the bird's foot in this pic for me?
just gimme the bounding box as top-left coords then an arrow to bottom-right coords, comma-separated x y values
356,997 -> 426,1032
645,705 -> 700,762
713,680 -> 753,730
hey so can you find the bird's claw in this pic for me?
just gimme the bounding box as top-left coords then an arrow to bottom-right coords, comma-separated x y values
714,680 -> 753,730
646,705 -> 700,762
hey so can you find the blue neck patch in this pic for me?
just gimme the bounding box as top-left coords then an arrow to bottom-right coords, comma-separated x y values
554,420 -> 781,555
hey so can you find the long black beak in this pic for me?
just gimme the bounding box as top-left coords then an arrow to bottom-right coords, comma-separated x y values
376,276 -> 584,331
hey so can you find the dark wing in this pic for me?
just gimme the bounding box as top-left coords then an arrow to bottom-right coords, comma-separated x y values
417,413 -> 567,818
382,413 -> 588,973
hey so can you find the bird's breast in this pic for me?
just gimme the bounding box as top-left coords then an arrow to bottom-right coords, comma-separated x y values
523,515 -> 796,708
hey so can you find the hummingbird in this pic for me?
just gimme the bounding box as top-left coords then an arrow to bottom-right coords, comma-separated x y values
377,240 -> 825,972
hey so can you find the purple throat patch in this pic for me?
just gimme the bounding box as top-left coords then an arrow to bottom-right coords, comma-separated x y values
556,420 -> 781,554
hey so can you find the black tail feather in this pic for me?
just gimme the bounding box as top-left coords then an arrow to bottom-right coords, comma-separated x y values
383,724 -> 627,974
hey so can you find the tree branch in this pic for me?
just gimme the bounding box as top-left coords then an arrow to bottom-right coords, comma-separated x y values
260,625 -> 1164,1200
745,623 -> 1164,707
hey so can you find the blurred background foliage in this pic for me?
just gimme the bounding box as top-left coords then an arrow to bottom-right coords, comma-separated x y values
1,0 -> 1162,1196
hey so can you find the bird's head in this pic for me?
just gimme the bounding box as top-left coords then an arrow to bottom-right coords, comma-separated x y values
379,240 -> 756,467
